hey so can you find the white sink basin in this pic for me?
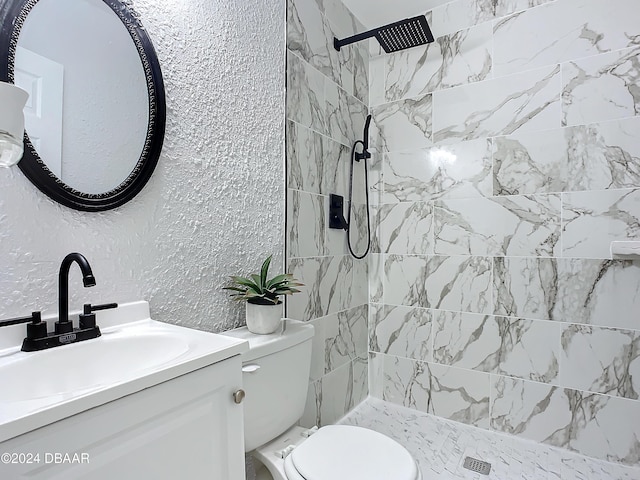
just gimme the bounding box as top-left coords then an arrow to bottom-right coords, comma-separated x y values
0,301 -> 248,443
0,331 -> 188,402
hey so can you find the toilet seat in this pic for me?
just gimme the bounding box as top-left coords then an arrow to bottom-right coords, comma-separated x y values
283,425 -> 419,480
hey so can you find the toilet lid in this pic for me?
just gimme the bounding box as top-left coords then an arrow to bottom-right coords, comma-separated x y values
289,425 -> 418,480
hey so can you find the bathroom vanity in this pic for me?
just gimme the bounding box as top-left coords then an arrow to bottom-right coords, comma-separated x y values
0,301 -> 249,479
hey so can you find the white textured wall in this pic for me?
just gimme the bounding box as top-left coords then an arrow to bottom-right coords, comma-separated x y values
0,0 -> 286,333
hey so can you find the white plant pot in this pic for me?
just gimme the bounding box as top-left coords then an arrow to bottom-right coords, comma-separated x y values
245,301 -> 283,334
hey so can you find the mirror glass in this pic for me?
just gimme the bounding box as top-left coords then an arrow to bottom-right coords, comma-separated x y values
0,0 -> 165,211
15,0 -> 148,194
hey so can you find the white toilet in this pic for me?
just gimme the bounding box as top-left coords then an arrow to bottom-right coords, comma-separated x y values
225,319 -> 422,480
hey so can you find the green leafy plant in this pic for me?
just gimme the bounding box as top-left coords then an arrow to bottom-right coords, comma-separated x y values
223,255 -> 303,305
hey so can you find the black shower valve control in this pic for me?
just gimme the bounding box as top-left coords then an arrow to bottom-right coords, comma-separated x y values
329,194 -> 348,230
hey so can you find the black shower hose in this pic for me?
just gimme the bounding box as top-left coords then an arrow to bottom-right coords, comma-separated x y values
347,140 -> 371,259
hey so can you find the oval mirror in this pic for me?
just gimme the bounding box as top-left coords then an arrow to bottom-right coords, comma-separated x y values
0,0 -> 165,211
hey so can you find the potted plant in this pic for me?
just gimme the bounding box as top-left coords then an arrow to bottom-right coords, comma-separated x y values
223,255 -> 303,334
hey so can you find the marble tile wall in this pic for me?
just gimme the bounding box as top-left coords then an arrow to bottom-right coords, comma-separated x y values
286,0 -> 369,427
368,0 -> 640,467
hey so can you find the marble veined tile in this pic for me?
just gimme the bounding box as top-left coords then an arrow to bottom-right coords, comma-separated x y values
320,135 -> 351,195
493,257 -> 558,321
326,206 -> 348,257
314,0 -> 363,37
287,120 -> 322,194
374,353 -> 491,428
347,90 -> 367,144
383,254 -> 430,307
286,121 -> 351,196
287,255 -> 354,321
352,43 -> 369,105
432,311 -> 500,370
324,304 -> 368,373
431,0 -> 553,38
341,397 -> 640,479
385,22 -> 492,102
369,56 -> 386,107
490,377 -> 576,449
300,380 -> 321,428
351,255 -> 368,307
554,259 -> 640,330
491,376 -> 640,466
287,189 -> 327,257
562,188 -> 640,258
304,356 -> 368,428
370,204 -> 381,253
349,156 -> 370,205
565,118 -> 640,191
309,317 -> 327,381
433,65 -> 561,144
493,129 -> 567,195
368,253 -> 384,303
374,202 -> 434,254
371,93 -> 433,153
425,255 -> 493,313
369,304 -> 432,361
288,0 -> 333,79
432,311 -> 559,383
286,51 -> 326,135
319,360 -> 352,425
563,46 -> 640,127
288,0 -> 353,95
383,255 -> 492,313
352,356 -> 368,406
345,203 -> 370,257
494,117 -> 640,195
561,324 -> 640,400
434,194 -> 561,256
496,317 -> 560,384
325,80 -> 366,146
493,0 -> 640,77
383,138 -> 492,203
367,152 -> 384,206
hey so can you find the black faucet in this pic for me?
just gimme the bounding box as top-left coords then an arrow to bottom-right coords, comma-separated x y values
0,253 -> 117,352
56,253 -> 96,334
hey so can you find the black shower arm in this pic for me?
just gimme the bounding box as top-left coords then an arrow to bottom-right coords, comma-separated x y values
334,28 -> 377,51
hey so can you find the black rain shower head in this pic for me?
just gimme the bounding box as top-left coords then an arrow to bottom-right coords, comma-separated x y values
334,15 -> 434,54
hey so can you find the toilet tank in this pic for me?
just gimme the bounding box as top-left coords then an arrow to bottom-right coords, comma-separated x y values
224,320 -> 314,451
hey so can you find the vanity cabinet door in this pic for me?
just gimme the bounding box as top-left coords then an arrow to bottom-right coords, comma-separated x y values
0,356 -> 246,480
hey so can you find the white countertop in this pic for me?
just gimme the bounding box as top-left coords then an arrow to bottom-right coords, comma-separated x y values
0,301 -> 248,443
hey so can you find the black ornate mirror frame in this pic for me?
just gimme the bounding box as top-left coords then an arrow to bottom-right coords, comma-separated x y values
0,0 -> 166,211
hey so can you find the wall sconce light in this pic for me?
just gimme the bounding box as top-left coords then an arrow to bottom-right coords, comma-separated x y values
0,82 -> 29,168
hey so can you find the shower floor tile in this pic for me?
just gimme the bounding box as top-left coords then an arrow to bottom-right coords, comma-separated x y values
338,397 -> 640,480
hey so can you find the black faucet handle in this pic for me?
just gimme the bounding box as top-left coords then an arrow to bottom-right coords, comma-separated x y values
83,303 -> 118,314
26,311 -> 48,340
80,303 -> 116,330
0,311 -> 43,328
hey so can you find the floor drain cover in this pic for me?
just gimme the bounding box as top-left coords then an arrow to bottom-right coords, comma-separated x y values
463,456 -> 491,475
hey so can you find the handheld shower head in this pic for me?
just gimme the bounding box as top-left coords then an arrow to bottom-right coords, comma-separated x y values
356,115 -> 372,162
363,114 -> 372,152
347,115 -> 374,259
